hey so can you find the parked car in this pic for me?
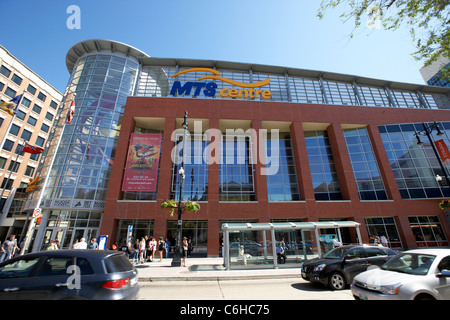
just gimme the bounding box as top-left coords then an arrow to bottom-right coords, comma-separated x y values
301,245 -> 397,290
0,250 -> 139,300
351,248 -> 450,300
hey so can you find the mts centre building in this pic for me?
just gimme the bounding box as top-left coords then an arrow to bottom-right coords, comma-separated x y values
24,39 -> 450,256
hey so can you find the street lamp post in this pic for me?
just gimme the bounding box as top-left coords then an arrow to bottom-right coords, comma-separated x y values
415,122 -> 450,187
171,111 -> 188,267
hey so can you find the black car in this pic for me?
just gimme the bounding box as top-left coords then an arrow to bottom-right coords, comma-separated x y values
0,250 -> 139,300
301,245 -> 397,290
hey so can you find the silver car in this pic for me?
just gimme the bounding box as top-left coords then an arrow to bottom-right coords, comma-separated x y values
351,249 -> 450,300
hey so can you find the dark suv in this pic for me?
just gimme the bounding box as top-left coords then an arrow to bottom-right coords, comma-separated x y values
0,250 -> 139,300
301,245 -> 397,290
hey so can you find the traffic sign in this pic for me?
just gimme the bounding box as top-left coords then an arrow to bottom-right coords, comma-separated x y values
33,208 -> 41,218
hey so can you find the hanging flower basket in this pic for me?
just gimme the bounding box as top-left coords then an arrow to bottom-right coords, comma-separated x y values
185,201 -> 200,213
160,199 -> 177,216
439,199 -> 450,210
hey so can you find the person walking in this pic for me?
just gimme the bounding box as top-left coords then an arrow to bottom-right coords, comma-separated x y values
0,235 -> 19,262
157,236 -> 165,262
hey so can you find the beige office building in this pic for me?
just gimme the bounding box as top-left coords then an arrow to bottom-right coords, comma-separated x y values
0,45 -> 62,239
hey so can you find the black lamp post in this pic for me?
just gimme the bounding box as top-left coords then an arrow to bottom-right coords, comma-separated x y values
171,110 -> 188,267
414,122 -> 450,188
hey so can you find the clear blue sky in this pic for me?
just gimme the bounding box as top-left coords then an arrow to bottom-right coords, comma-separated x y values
0,0 -> 426,94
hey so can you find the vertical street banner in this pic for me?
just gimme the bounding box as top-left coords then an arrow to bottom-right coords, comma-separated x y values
122,133 -> 162,192
435,139 -> 450,165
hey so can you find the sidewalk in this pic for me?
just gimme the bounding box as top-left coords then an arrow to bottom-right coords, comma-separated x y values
135,257 -> 301,283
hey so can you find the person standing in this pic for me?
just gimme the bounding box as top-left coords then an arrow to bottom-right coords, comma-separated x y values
87,238 -> 98,249
164,237 -> 171,258
182,237 -> 188,267
0,235 -> 19,262
46,240 -> 59,251
148,237 -> 157,262
157,237 -> 165,262
77,238 -> 87,249
139,238 -> 146,264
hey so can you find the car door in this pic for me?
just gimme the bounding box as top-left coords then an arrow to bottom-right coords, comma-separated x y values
364,247 -> 391,267
435,256 -> 450,299
342,247 -> 368,280
0,256 -> 42,300
10,256 -> 76,300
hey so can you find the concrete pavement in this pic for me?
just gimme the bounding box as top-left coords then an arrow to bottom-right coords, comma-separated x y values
135,257 -> 301,282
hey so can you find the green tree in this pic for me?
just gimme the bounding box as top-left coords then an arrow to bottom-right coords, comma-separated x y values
317,0 -> 450,76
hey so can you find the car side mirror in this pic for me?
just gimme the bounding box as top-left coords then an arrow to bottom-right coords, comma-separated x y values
437,270 -> 450,278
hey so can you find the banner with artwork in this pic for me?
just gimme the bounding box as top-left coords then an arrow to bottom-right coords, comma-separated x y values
122,133 -> 162,192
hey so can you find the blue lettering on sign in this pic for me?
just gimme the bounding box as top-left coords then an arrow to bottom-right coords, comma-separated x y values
170,81 -> 217,97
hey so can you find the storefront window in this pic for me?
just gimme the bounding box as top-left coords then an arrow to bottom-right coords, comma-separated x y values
364,217 -> 402,248
408,216 -> 448,247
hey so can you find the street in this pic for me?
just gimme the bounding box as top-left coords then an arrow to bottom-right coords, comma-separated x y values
138,278 -> 354,300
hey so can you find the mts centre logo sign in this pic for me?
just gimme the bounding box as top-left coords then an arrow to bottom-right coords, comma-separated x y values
169,67 -> 271,100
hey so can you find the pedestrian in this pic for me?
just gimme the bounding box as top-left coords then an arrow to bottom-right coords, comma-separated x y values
158,236 -> 165,262
87,238 -> 98,249
120,242 -> 131,258
276,243 -> 286,264
380,235 -> 388,247
0,235 -> 19,262
132,239 -> 140,264
182,237 -> 188,267
165,237 -> 171,258
111,241 -> 118,250
77,238 -> 87,249
139,238 -> 146,264
72,239 -> 79,249
46,240 -> 59,251
148,237 -> 157,262
187,238 -> 194,257
331,235 -> 342,248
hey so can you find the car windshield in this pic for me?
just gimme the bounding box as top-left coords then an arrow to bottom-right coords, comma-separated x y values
381,253 -> 436,275
322,247 -> 350,259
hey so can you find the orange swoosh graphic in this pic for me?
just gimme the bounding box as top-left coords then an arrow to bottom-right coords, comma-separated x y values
171,68 -> 270,88
197,76 -> 270,88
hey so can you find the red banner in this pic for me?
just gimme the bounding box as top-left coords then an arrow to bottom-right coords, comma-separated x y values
435,139 -> 450,166
122,133 -> 162,192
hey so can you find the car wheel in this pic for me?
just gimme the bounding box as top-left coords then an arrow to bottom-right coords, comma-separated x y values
328,272 -> 346,290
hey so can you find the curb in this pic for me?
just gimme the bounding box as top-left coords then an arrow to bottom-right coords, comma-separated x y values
138,273 -> 301,283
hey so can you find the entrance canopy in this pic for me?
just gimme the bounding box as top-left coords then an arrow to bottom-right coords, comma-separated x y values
222,221 -> 362,270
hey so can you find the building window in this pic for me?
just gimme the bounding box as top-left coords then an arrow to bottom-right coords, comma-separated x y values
50,100 -> 58,110
35,136 -> 45,147
305,130 -> 342,200
0,178 -> 14,190
27,84 -> 37,95
0,65 -> 11,78
32,104 -> 42,114
2,139 -> 14,151
408,216 -> 448,247
265,132 -> 300,201
171,133 -> 208,202
219,133 -> 255,201
21,129 -> 32,141
27,116 -> 37,126
21,97 -> 31,108
7,160 -> 20,173
24,165 -> 35,177
379,122 -> 450,199
4,87 -> 16,98
0,157 -> 7,169
11,74 -> 22,86
9,124 -> 20,136
343,127 -> 388,200
16,109 -> 26,121
37,92 -> 47,102
40,123 -> 50,133
45,111 -> 54,121
364,217 -> 402,248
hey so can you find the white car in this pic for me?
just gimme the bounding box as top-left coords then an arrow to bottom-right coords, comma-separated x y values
351,249 -> 450,300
